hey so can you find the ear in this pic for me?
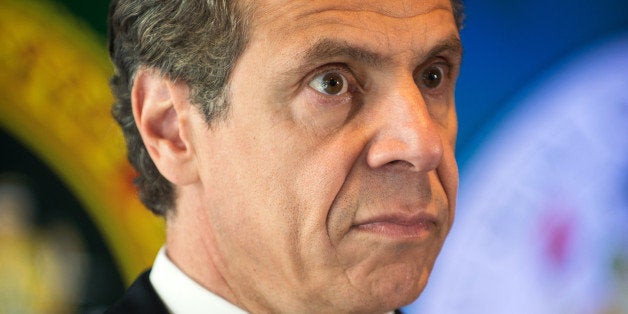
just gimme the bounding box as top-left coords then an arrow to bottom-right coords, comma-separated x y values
131,68 -> 198,185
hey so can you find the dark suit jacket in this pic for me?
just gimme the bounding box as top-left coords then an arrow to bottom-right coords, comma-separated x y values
105,270 -> 169,314
105,270 -> 404,314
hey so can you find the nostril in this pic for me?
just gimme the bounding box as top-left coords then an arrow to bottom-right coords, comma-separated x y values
386,160 -> 415,169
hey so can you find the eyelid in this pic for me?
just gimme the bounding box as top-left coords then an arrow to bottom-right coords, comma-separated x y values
427,58 -> 452,74
416,59 -> 454,94
306,64 -> 362,94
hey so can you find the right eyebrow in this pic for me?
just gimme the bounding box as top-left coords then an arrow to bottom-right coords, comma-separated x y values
300,38 -> 389,69
283,38 -> 389,78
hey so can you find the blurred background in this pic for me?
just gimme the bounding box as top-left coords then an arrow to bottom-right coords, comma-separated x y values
0,0 -> 626,313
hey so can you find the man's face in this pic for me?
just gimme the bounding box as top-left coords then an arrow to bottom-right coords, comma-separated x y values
187,0 -> 461,312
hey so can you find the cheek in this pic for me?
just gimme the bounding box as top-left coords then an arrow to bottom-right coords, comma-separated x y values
437,144 -> 459,227
288,134 -> 368,241
205,121 -> 365,257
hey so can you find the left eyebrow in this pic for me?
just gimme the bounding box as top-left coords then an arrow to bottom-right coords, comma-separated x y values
421,35 -> 463,65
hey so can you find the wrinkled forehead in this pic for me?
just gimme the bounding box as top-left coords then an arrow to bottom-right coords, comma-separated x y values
241,0 -> 458,68
253,0 -> 452,18
247,0 -> 457,41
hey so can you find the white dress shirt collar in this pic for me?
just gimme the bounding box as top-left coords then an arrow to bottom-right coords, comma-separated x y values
149,247 -> 247,314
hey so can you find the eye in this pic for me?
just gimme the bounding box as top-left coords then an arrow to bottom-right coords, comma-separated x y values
421,65 -> 445,89
308,72 -> 349,95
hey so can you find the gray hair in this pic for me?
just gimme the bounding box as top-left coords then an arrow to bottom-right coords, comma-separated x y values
107,0 -> 464,216
108,0 -> 251,216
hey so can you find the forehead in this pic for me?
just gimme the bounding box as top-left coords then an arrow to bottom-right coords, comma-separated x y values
247,0 -> 458,63
254,0 -> 453,20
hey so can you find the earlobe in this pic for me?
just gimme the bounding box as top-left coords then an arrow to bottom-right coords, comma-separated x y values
131,68 -> 199,185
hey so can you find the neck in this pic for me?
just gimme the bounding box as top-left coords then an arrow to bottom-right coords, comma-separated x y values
164,187 -> 243,310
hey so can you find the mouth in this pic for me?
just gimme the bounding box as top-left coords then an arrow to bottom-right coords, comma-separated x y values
351,214 -> 439,239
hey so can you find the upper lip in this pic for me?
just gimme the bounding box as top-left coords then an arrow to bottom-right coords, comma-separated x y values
352,212 -> 439,228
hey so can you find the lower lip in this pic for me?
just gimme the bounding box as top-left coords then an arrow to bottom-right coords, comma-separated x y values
354,221 -> 436,239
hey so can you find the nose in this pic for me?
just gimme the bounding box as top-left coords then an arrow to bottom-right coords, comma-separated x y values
365,81 -> 444,172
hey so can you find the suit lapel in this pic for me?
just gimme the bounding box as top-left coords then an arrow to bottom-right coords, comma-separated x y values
105,269 -> 169,314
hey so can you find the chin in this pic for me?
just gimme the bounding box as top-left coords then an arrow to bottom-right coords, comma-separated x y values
381,262 -> 436,308
379,276 -> 427,309
341,290 -> 422,314
341,270 -> 429,313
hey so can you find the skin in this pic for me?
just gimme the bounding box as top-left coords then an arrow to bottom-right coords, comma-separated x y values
133,0 -> 461,312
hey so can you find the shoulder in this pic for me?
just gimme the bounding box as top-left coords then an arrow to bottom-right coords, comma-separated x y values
105,270 -> 169,314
